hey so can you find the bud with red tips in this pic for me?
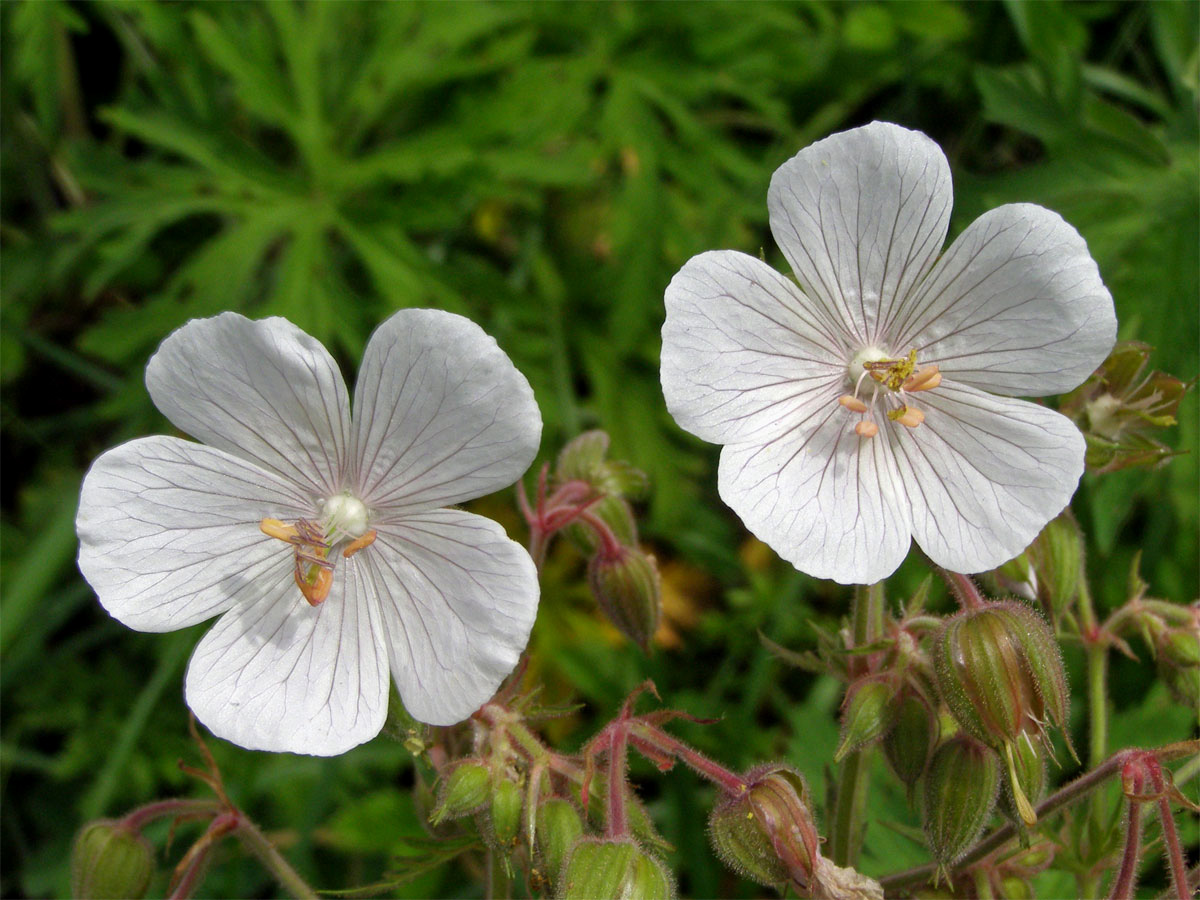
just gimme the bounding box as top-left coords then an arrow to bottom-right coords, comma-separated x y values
706,764 -> 819,892
923,736 -> 1000,872
587,544 -> 662,652
933,601 -> 1071,825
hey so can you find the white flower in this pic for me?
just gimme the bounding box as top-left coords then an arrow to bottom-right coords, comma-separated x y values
77,309 -> 542,755
661,122 -> 1116,585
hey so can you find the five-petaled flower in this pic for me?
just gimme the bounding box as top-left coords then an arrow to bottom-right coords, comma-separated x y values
661,121 -> 1116,585
77,310 -> 542,755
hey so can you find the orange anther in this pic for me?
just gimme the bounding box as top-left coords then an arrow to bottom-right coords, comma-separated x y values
855,420 -> 879,438
297,565 -> 334,606
260,518 -> 299,542
343,530 -> 377,558
839,395 -> 869,414
903,364 -> 942,393
894,406 -> 925,428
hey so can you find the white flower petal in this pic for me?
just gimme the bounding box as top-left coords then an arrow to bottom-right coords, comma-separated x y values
146,313 -> 352,498
718,411 -> 913,585
77,436 -> 312,632
366,509 -> 538,726
886,382 -> 1085,574
768,121 -> 953,347
895,204 -> 1117,395
185,561 -> 390,756
351,309 -> 541,513
662,250 -> 847,445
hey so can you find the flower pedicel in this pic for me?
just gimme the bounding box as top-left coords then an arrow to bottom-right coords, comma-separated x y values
77,309 -> 542,755
661,121 -> 1116,584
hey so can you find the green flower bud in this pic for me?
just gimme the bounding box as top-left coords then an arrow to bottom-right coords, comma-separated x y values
1025,514 -> 1085,619
556,431 -> 649,499
883,691 -> 937,793
934,602 -> 1070,766
1157,625 -> 1200,711
558,838 -> 674,900
566,493 -> 640,555
587,544 -> 662,653
835,680 -> 894,762
707,764 -> 819,891
923,737 -> 1000,870
536,798 -> 585,890
70,820 -> 154,900
430,760 -> 490,825
487,777 -> 523,848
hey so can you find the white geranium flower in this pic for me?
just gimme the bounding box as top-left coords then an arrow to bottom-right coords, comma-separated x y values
661,122 -> 1116,585
77,309 -> 542,755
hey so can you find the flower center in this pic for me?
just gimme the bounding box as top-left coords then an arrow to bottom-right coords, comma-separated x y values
838,347 -> 942,439
259,493 -> 376,606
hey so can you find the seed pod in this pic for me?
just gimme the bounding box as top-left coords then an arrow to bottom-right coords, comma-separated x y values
707,764 -> 819,891
587,544 -> 662,652
835,680 -> 894,762
923,737 -> 1000,870
430,760 -> 490,824
558,838 -> 674,900
71,820 -> 154,900
883,691 -> 937,793
536,798 -> 585,890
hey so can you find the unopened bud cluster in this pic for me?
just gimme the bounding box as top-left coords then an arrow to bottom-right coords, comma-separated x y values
71,820 -> 154,900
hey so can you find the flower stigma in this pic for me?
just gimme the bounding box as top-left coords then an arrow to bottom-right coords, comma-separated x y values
839,347 -> 941,439
259,493 -> 377,607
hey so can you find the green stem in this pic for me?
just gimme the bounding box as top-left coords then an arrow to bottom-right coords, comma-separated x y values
1087,643 -> 1110,769
828,582 -> 884,867
233,816 -> 319,900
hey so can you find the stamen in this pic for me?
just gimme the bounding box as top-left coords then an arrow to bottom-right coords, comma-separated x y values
855,420 -> 879,438
839,395 -> 869,414
888,405 -> 925,428
343,530 -> 377,558
903,364 -> 941,393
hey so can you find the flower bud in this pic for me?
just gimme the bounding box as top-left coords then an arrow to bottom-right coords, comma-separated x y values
486,777 -> 524,849
556,430 -> 649,499
883,691 -> 937,793
707,764 -> 819,891
1025,514 -> 1085,619
430,760 -> 490,825
587,544 -> 662,652
923,737 -> 1000,870
535,798 -> 585,890
558,838 -> 674,900
998,735 -> 1046,834
70,820 -> 154,900
1157,624 -> 1200,710
934,602 -> 1069,753
835,680 -> 894,762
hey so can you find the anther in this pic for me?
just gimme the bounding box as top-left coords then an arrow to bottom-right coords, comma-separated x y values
260,518 -> 299,542
903,364 -> 942,393
855,420 -> 879,438
889,405 -> 926,428
839,395 -> 869,414
343,530 -> 377,558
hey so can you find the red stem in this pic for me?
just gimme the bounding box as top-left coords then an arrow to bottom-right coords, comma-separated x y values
631,724 -> 748,796
1147,763 -> 1190,900
1108,797 -> 1142,900
606,726 -> 629,839
120,798 -> 221,832
943,570 -> 986,610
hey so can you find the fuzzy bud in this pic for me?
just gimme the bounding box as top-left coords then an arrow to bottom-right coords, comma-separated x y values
558,838 -> 674,900
430,760 -> 490,825
1025,514 -> 1085,619
923,737 -> 1000,870
536,798 -> 585,890
883,691 -> 937,792
998,736 -> 1046,834
1157,624 -> 1200,709
70,820 -> 154,900
835,680 -> 894,762
556,431 -> 649,499
934,602 -> 1070,753
707,764 -> 819,891
587,544 -> 662,652
487,777 -> 524,848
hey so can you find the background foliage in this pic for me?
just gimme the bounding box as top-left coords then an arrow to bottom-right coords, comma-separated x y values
2,1 -> 1196,897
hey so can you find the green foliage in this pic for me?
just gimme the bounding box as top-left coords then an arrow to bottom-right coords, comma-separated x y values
2,2 -> 1196,898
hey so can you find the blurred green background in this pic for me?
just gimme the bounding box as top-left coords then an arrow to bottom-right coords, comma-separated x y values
2,1 -> 1196,897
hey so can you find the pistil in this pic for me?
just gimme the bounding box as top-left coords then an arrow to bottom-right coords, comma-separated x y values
259,496 -> 376,606
839,349 -> 941,438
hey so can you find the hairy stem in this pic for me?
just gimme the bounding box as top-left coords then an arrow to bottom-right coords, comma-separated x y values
120,798 -> 221,832
828,581 -> 884,867
1107,797 -> 1142,900
1086,643 -> 1110,769
233,816 -> 319,900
